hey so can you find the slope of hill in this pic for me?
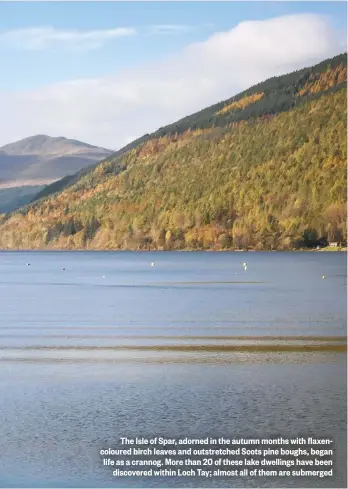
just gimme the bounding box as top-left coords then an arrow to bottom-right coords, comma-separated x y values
0,53 -> 346,250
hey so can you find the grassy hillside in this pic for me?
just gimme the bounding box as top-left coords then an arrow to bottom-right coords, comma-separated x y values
0,54 -> 346,250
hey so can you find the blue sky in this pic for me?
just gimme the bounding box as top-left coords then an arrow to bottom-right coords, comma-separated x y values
0,1 -> 346,91
0,2 -> 346,148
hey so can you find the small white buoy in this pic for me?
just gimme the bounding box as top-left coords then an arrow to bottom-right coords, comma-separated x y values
322,275 -> 326,279
26,263 -> 30,266
151,262 -> 156,267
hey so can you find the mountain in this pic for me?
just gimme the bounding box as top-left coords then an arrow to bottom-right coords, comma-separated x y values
0,135 -> 113,213
0,134 -> 113,186
0,53 -> 346,250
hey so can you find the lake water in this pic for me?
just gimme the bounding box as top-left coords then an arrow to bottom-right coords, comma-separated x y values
0,251 -> 346,488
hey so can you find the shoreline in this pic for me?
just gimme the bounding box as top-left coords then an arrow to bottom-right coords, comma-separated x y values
0,248 -> 346,253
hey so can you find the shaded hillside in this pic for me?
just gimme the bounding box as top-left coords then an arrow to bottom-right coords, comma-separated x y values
0,185 -> 45,214
0,54 -> 346,250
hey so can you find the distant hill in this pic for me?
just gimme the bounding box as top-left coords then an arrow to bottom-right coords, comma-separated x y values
0,53 -> 346,250
0,134 -> 113,186
0,135 -> 113,212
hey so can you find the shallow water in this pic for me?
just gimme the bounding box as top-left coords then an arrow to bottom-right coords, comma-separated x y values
0,251 -> 346,487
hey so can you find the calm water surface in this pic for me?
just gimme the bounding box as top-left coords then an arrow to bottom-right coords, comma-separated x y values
0,251 -> 346,487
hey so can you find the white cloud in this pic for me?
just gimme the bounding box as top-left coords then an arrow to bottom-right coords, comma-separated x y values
0,26 -> 136,51
0,14 -> 345,150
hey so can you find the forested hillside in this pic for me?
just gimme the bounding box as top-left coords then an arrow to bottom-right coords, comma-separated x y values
28,53 -> 347,204
0,54 -> 346,250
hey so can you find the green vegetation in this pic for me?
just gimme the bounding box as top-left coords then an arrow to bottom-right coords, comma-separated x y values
0,53 -> 346,250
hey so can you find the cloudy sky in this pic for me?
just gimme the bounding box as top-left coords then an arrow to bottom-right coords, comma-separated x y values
0,1 -> 346,150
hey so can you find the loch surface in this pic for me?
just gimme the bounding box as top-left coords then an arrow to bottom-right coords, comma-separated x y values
0,251 -> 346,487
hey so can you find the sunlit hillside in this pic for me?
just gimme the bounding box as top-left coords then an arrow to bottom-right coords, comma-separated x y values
0,53 -> 346,250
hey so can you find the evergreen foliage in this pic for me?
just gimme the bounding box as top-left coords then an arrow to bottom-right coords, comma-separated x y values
0,53 -> 346,250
